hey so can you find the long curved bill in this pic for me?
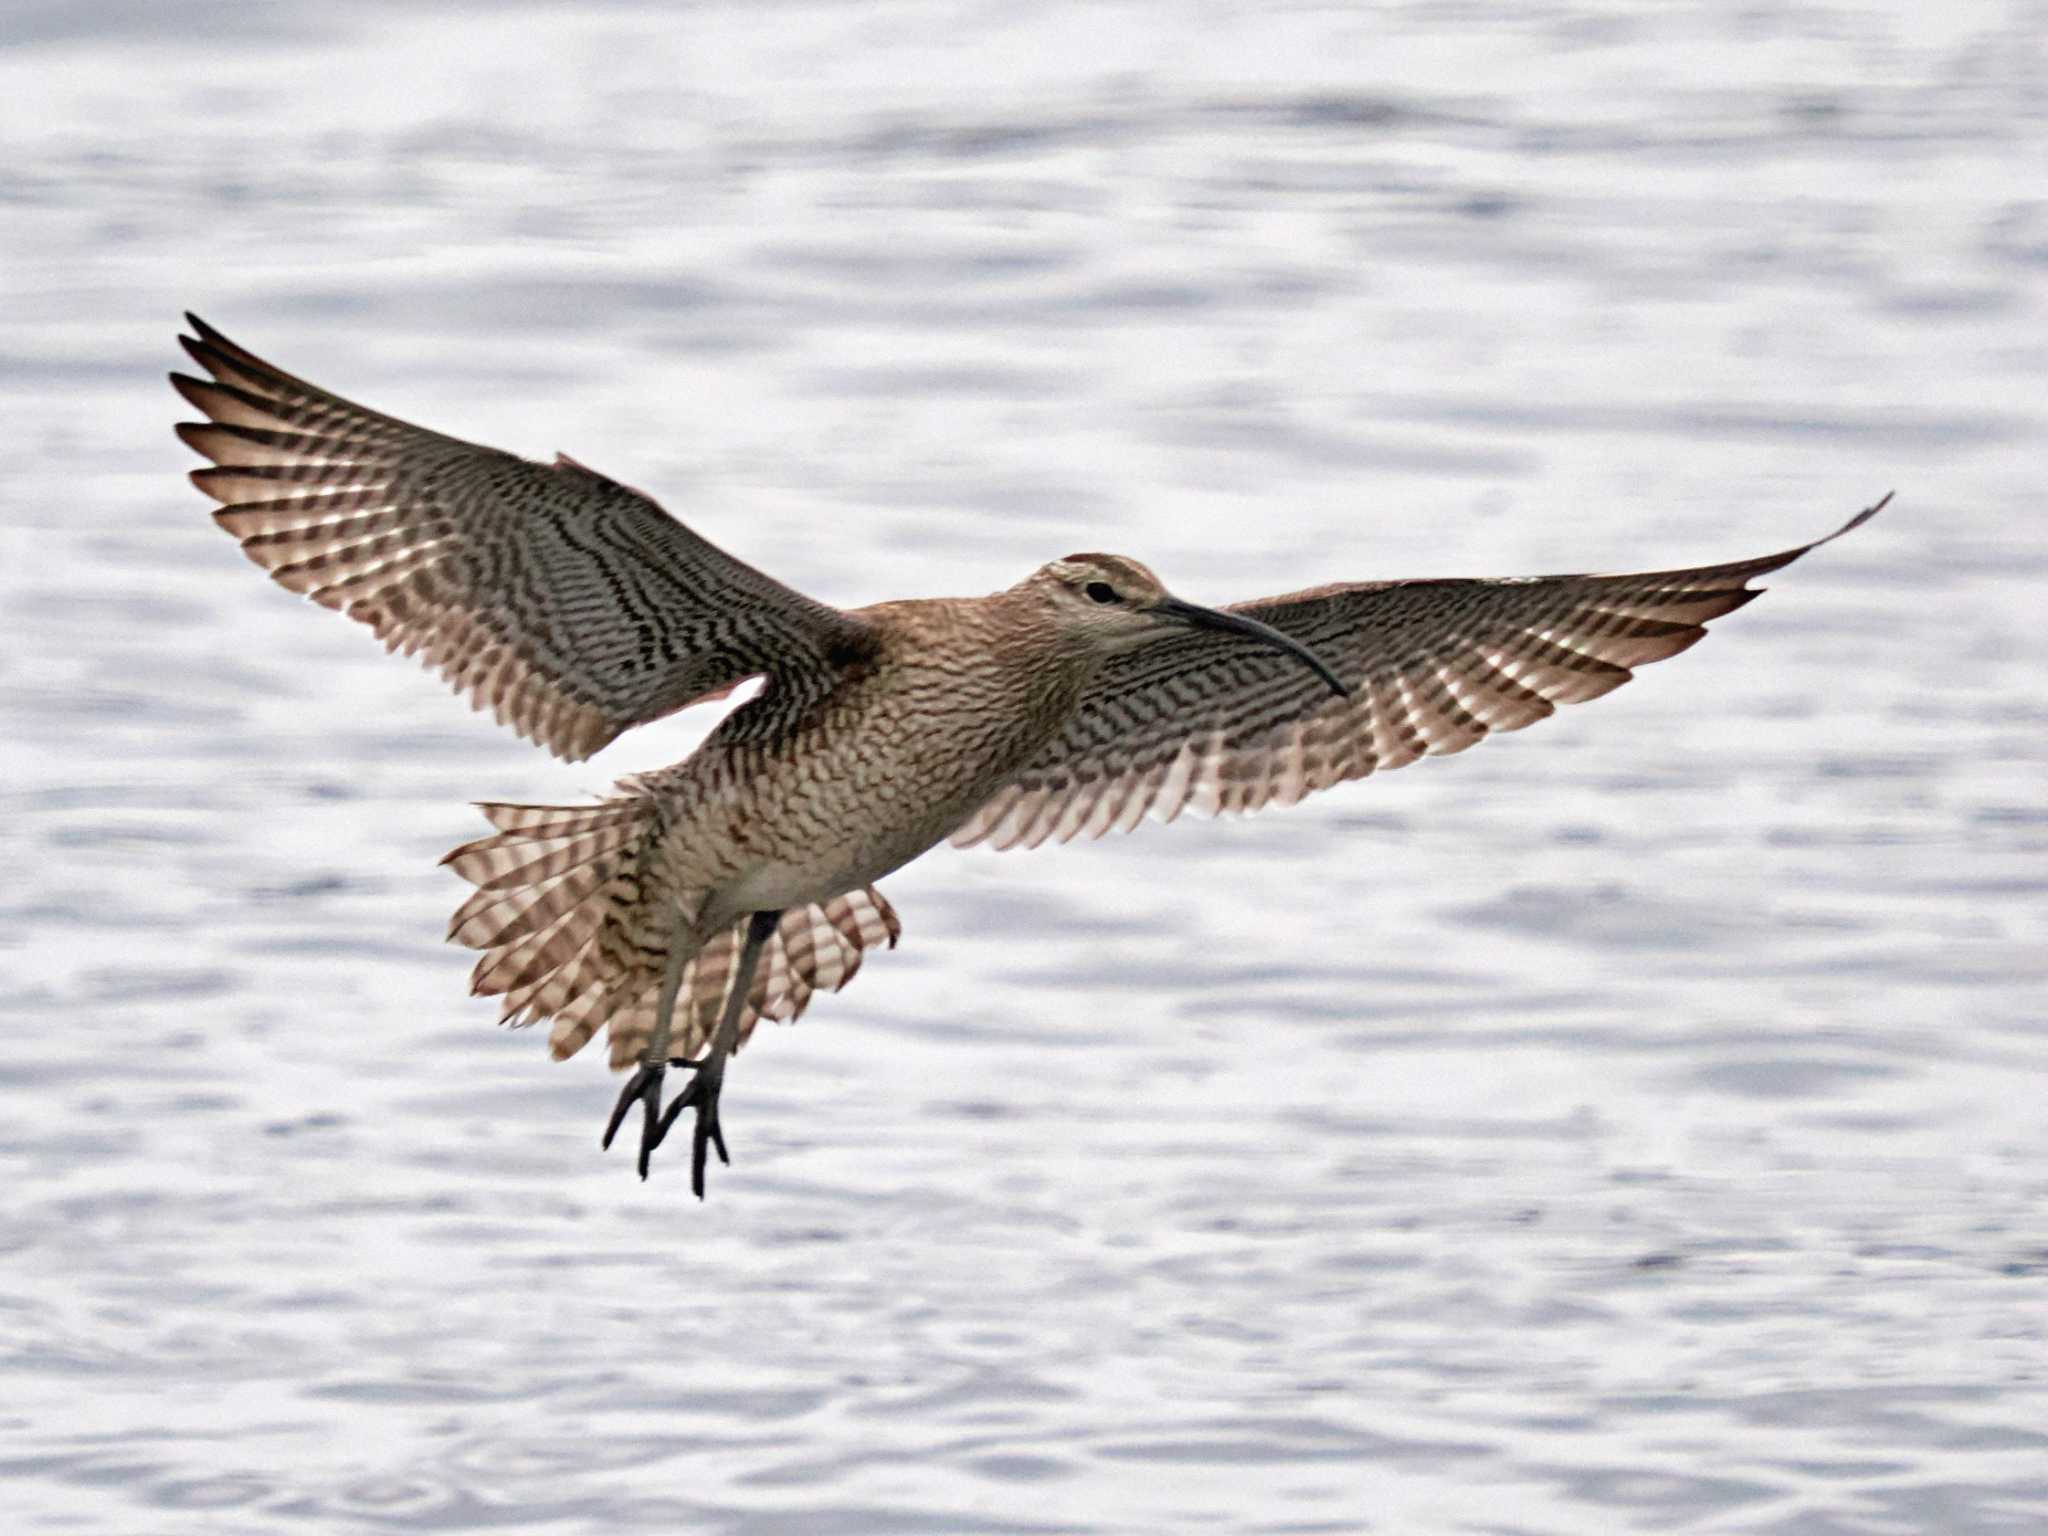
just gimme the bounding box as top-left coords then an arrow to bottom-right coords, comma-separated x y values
1155,597 -> 1350,698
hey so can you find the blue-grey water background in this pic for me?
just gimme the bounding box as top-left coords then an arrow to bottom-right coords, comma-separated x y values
4,3 -> 2046,1531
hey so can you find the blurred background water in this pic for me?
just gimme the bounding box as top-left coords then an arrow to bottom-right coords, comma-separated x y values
3,2 -> 2046,1531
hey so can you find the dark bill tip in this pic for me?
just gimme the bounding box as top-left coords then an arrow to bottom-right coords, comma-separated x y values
1156,597 -> 1350,698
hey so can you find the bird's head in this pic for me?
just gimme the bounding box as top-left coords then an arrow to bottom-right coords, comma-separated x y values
1025,553 -> 1348,697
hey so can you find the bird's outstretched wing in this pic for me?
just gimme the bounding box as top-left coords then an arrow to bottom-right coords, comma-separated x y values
172,314 -> 872,761
953,498 -> 1886,850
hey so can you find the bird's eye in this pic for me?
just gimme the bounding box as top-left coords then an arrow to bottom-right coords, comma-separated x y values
1084,582 -> 1120,605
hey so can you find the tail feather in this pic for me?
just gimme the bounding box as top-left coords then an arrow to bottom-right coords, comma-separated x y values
447,864 -> 608,949
476,801 -> 647,838
473,901 -> 596,997
443,818 -> 644,891
441,792 -> 901,1071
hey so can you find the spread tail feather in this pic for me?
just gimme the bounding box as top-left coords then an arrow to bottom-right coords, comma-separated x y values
441,794 -> 901,1070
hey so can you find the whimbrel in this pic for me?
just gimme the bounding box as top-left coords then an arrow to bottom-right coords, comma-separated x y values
171,315 -> 1885,1196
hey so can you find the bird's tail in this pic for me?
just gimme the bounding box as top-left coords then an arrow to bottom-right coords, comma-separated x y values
442,792 -> 901,1069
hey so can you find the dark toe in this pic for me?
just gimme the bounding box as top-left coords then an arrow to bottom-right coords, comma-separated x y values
602,1064 -> 661,1151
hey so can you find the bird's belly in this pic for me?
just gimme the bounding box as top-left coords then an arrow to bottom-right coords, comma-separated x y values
669,772 -> 971,923
669,663 -> 1080,921
743,792 -> 966,896
716,852 -> 880,915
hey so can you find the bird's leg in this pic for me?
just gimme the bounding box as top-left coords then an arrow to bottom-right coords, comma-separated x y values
655,907 -> 782,1200
601,905 -> 700,1180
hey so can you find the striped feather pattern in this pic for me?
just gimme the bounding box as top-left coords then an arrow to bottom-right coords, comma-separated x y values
172,314 -> 872,761
954,499 -> 1885,850
442,795 -> 901,1071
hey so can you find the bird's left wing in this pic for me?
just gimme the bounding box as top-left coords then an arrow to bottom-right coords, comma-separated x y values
952,499 -> 1884,851
173,314 -> 872,762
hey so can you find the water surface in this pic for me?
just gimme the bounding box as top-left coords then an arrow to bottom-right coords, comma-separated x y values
3,3 -> 2046,1532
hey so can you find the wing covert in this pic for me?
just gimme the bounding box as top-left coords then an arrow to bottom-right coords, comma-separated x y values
172,314 -> 871,761
953,497 -> 1886,850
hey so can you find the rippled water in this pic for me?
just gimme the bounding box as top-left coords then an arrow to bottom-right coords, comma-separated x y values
5,3 -> 2047,1531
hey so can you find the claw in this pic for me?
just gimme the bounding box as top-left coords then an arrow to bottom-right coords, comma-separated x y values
601,1062 -> 667,1181
655,1056 -> 729,1199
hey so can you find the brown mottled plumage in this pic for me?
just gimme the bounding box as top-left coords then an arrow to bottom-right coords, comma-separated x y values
171,313 -> 1884,1195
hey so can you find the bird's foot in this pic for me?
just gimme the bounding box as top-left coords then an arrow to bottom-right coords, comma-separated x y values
601,1061 -> 669,1180
655,1055 -> 730,1200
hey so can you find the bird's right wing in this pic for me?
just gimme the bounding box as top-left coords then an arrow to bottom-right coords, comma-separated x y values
173,314 -> 872,761
953,498 -> 1885,850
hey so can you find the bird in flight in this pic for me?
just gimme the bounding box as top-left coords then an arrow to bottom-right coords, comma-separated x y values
171,315 -> 1885,1197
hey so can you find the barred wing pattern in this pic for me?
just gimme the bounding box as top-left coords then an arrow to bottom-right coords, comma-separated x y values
172,314 -> 869,761
954,500 -> 1884,851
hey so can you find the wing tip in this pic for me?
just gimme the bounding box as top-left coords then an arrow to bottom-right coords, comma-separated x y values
169,371 -> 225,424
178,314 -> 277,388
184,311 -> 227,349
1821,489 -> 1892,546
1716,587 -> 1763,617
178,331 -> 215,372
